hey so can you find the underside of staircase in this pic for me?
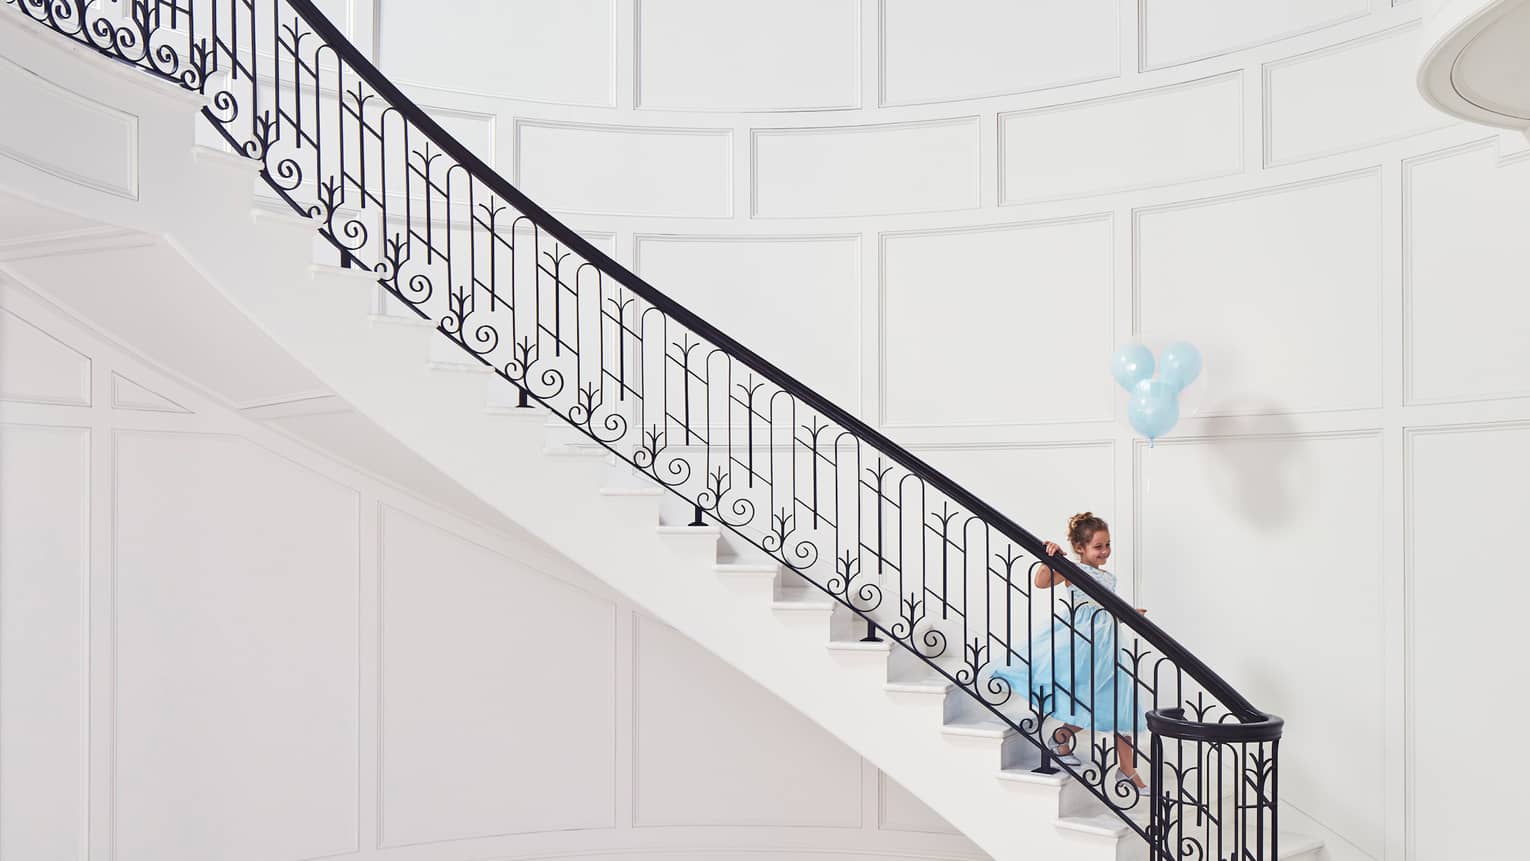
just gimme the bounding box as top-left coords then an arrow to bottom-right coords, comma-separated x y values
0,5 -> 1320,860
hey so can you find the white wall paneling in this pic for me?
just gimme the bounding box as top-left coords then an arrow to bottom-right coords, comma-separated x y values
1134,170 -> 1384,416
999,72 -> 1244,204
878,0 -> 1119,105
636,0 -> 860,111
633,234 -> 861,408
0,285 -> 986,861
0,424 -> 89,861
379,506 -> 617,846
632,615 -> 863,828
881,216 -> 1115,428
0,55 -> 138,198
1138,431 -> 1386,859
1403,139 -> 1530,405
378,0 -> 616,107
751,118 -> 980,218
1406,423 -> 1529,859
113,431 -> 362,861
0,305 -> 91,406
1264,22 -> 1454,166
110,372 -> 189,413
515,120 -> 732,218
1138,0 -> 1372,71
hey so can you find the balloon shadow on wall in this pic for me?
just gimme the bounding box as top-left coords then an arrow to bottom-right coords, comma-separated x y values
1190,404 -> 1312,531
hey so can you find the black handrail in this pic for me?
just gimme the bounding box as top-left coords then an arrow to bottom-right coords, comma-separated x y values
274,0 -> 1261,723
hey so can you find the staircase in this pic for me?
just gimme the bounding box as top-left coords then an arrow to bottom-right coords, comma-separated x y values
0,2 -> 1320,859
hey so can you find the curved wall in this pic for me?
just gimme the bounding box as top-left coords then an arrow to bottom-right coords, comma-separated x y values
0,273 -> 986,861
361,1 -> 1520,858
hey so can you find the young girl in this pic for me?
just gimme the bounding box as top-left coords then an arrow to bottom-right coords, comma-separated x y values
995,512 -> 1148,796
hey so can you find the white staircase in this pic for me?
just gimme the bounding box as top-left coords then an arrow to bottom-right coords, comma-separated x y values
0,12 -> 1323,861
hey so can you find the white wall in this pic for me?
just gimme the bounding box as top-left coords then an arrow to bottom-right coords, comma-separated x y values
368,1 -> 1530,858
0,280 -> 986,861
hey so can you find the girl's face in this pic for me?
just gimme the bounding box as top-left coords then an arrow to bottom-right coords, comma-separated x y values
1073,529 -> 1111,568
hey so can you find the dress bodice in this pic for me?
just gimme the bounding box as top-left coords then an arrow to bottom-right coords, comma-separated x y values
1066,563 -> 1117,605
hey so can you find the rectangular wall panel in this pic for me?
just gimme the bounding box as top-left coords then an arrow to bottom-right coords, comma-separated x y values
1001,73 -> 1243,204
632,616 -> 862,827
1135,171 -> 1382,415
1265,23 -> 1452,165
517,121 -> 732,217
637,0 -> 859,110
882,217 -> 1115,426
0,56 -> 138,197
114,433 -> 359,861
635,235 -> 861,408
1140,0 -> 1369,69
880,0 -> 1118,105
1140,432 -> 1385,859
378,0 -> 614,106
0,425 -> 88,861
1409,425 -> 1530,858
379,507 -> 617,845
753,119 -> 980,218
1405,143 -> 1530,403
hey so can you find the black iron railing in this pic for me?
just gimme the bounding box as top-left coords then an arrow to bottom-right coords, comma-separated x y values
7,1 -> 1282,856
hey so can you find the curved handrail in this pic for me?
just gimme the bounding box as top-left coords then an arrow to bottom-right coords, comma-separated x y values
1147,708 -> 1284,743
285,0 -> 1266,726
9,0 -> 1281,851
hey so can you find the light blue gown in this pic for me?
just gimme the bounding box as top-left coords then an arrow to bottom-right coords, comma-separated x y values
994,564 -> 1146,736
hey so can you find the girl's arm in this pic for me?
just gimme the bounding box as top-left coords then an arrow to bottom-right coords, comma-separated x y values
1032,541 -> 1070,589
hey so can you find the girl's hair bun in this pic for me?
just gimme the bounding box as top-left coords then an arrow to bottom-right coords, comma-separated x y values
1066,511 -> 1109,548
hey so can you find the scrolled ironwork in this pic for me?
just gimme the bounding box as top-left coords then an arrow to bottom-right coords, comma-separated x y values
8,0 -> 1283,851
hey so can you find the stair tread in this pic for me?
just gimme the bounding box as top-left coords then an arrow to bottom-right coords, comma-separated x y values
825,639 -> 892,652
656,525 -> 721,536
771,596 -> 833,611
598,486 -> 664,497
884,679 -> 953,694
942,717 -> 1017,739
994,767 -> 1068,787
1054,812 -> 1131,837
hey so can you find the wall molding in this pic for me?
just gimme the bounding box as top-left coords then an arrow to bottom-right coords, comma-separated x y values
997,70 -> 1245,207
1136,0 -> 1371,72
633,0 -> 863,113
1400,136 -> 1530,408
877,213 -> 1116,430
1261,19 -> 1449,169
1129,166 -> 1386,419
749,116 -> 982,219
875,0 -> 1121,107
0,53 -> 139,199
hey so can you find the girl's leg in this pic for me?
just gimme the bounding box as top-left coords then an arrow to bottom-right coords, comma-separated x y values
1053,724 -> 1082,754
1116,733 -> 1146,788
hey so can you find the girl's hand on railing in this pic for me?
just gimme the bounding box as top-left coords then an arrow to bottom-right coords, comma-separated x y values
1043,540 -> 1063,557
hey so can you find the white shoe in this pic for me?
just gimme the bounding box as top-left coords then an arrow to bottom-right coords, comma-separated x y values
1048,742 -> 1081,767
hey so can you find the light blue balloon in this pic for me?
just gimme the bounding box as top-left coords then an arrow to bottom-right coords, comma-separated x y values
1128,381 -> 1180,442
1158,341 -> 1203,393
1110,343 -> 1155,392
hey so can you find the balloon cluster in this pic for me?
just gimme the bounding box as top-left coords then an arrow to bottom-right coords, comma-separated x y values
1110,341 -> 1203,445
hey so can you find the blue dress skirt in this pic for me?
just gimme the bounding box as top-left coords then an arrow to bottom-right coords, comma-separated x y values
995,600 -> 1147,736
